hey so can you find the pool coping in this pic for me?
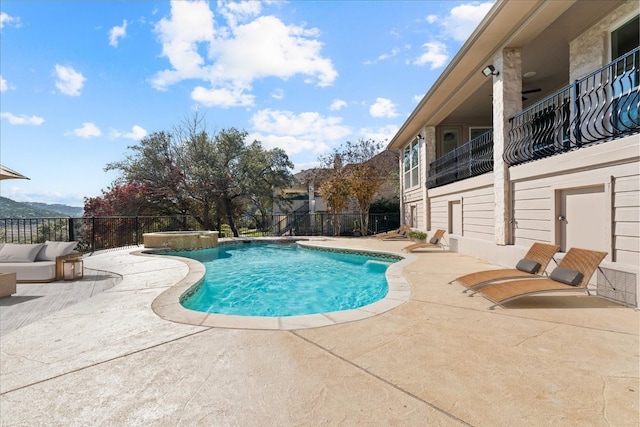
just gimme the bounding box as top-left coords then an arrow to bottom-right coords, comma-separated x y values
144,239 -> 415,330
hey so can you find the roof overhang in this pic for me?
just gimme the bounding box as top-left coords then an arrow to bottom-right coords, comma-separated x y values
387,0 -> 580,150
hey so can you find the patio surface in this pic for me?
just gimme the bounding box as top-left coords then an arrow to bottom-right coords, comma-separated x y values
0,238 -> 638,426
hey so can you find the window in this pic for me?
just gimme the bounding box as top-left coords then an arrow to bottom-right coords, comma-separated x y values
611,15 -> 639,132
611,15 -> 639,60
441,129 -> 459,156
469,127 -> 491,140
403,138 -> 420,189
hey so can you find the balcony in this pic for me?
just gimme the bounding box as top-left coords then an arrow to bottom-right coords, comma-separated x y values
427,130 -> 494,189
505,47 -> 639,167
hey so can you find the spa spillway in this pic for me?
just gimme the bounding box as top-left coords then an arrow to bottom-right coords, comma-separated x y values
143,231 -> 219,250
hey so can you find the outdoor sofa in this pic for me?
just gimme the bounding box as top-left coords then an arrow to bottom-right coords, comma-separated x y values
0,241 -> 79,282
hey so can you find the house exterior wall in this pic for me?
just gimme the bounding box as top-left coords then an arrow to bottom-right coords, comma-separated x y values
510,135 -> 639,263
394,1 -> 639,305
569,0 -> 638,81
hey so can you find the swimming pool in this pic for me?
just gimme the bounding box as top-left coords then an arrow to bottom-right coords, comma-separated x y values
166,242 -> 400,317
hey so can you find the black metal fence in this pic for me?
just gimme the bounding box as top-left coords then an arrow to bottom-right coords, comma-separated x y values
0,213 -> 400,252
506,47 -> 639,166
427,130 -> 494,189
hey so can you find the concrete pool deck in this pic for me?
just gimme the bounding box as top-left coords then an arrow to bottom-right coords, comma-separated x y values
0,238 -> 638,425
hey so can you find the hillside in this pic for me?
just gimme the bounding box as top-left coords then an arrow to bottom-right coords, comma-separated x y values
25,202 -> 83,217
0,197 -> 83,218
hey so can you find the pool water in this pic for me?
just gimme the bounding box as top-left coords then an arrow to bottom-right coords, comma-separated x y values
168,242 -> 395,317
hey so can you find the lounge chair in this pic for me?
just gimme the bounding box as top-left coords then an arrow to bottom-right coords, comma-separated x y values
376,224 -> 410,240
475,247 -> 607,309
450,242 -> 560,291
402,229 -> 446,252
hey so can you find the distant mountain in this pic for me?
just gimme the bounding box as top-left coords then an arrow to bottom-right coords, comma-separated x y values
25,202 -> 83,217
0,197 -> 83,218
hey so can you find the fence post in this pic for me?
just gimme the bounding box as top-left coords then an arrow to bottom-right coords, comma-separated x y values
571,79 -> 581,146
91,217 -> 96,252
68,218 -> 75,242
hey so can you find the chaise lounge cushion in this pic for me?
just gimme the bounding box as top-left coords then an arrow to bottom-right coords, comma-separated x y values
0,243 -> 45,263
549,267 -> 583,286
36,241 -> 78,261
515,258 -> 541,274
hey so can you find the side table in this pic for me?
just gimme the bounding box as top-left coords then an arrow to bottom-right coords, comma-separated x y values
0,272 -> 17,298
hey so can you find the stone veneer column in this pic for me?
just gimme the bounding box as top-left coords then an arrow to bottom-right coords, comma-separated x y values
423,126 -> 436,231
492,49 -> 522,245
398,149 -> 405,225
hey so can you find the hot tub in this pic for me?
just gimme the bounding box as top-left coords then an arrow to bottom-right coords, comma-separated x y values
143,231 -> 219,250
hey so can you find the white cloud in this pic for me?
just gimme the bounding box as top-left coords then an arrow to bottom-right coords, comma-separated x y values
54,64 -> 86,96
0,112 -> 44,125
150,1 -> 337,108
358,124 -> 399,144
329,99 -> 347,111
440,2 -> 494,42
191,85 -> 255,108
111,125 -> 147,140
151,0 -> 215,89
0,12 -> 21,29
413,41 -> 449,69
0,75 -> 7,91
271,88 -> 284,100
426,14 -> 438,24
69,122 -> 101,138
109,20 -> 128,47
365,47 -> 401,65
369,97 -> 398,118
412,94 -> 423,103
250,108 -> 351,155
217,0 -> 263,28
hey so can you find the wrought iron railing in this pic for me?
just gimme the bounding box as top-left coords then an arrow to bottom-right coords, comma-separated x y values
506,47 -> 639,166
0,213 -> 400,251
426,130 -> 494,188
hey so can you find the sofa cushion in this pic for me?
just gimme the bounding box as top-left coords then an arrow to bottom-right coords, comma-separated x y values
0,243 -> 45,263
515,258 -> 541,274
0,262 -> 56,282
36,241 -> 78,261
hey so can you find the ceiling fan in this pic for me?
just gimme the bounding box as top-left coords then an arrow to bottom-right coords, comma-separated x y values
522,88 -> 542,101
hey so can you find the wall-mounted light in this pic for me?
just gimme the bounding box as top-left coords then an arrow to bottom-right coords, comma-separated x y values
417,134 -> 423,140
482,65 -> 499,77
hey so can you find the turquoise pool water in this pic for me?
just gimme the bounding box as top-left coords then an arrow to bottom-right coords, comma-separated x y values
167,242 -> 396,317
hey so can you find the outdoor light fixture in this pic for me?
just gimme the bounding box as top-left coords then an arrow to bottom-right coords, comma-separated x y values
63,258 -> 84,281
417,134 -> 423,140
482,65 -> 499,77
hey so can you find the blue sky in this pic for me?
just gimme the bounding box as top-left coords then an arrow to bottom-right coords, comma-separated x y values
0,0 -> 493,208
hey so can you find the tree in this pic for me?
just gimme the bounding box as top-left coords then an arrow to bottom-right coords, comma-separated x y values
105,131 -> 188,216
84,182 -> 152,216
342,139 -> 386,236
104,114 -> 294,236
317,139 -> 387,236
317,153 -> 351,236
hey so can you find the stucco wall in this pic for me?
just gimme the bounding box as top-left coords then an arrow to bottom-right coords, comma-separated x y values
569,1 -> 638,81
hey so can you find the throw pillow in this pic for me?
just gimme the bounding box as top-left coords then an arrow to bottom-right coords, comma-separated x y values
515,258 -> 541,274
0,243 -> 45,263
549,267 -> 584,286
429,237 -> 439,244
36,241 -> 78,261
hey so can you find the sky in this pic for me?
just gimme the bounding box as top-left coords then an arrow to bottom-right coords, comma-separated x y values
0,0 -> 493,208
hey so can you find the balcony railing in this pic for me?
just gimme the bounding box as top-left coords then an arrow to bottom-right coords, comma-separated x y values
506,47 -> 639,166
426,130 -> 494,188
